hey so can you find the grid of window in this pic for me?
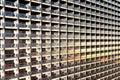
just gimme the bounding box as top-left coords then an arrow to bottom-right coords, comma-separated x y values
0,0 -> 120,80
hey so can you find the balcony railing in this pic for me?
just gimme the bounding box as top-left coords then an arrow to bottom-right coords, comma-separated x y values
5,11 -> 15,17
19,53 -> 27,57
31,6 -> 40,10
60,12 -> 67,15
18,33 -> 27,37
5,22 -> 15,27
19,13 -> 28,18
5,53 -> 14,58
19,23 -> 28,28
19,43 -> 27,47
42,0 -> 51,4
5,73 -> 15,79
42,34 -> 51,38
5,33 -> 15,37
68,0 -> 74,2
51,26 -> 59,30
42,43 -> 51,46
51,1 -> 59,6
5,62 -> 14,69
4,43 -> 14,48
42,8 -> 51,12
75,0 -> 80,3
51,18 -> 59,21
31,43 -> 39,47
60,4 -> 67,8
19,3 -> 29,9
19,61 -> 28,67
31,15 -> 40,19
42,17 -> 51,20
31,24 -> 40,28
42,26 -> 51,29
52,35 -> 59,38
30,34 -> 40,37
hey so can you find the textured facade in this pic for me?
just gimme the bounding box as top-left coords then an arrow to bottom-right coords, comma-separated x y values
0,0 -> 120,80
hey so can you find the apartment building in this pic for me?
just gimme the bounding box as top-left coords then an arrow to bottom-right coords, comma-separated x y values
0,0 -> 120,80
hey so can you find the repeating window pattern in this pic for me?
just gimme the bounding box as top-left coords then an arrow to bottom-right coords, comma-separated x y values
0,0 -> 119,80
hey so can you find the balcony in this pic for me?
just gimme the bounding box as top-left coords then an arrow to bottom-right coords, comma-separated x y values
51,1 -> 59,6
19,69 -> 28,77
31,76 -> 38,80
5,1 -> 17,6
19,13 -> 28,18
68,20 -> 74,24
68,6 -> 74,10
51,64 -> 59,70
31,15 -> 40,19
4,43 -> 14,48
52,10 -> 59,14
51,26 -> 59,30
52,43 -> 58,46
75,0 -> 80,3
51,18 -> 59,22
42,8 -> 51,12
60,63 -> 67,68
31,6 -> 40,10
60,70 -> 67,76
42,34 -> 51,38
51,72 -> 59,78
5,61 -> 15,69
42,56 -> 50,63
31,24 -> 40,28
5,22 -> 15,27
42,26 -> 51,29
31,58 -> 39,65
5,11 -> 16,17
60,12 -> 67,15
42,43 -> 50,47
19,43 -> 27,47
5,53 -> 15,58
42,65 -> 51,72
19,23 -> 28,28
42,0 -> 51,4
31,43 -> 39,47
52,35 -> 59,38
42,74 -> 51,80
19,53 -> 27,57
68,0 -> 74,2
31,34 -> 40,37
31,67 -> 39,74
19,59 -> 28,67
68,13 -> 74,17
60,4 -> 67,8
31,52 -> 38,56
42,17 -> 51,20
5,71 -> 15,79
5,33 -> 15,37
18,33 -> 27,37
19,3 -> 29,9
60,27 -> 67,30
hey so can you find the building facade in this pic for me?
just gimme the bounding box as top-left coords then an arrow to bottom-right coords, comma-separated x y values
0,0 -> 120,80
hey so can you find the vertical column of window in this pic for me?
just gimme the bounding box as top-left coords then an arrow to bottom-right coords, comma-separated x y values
51,0 -> 60,79
18,0 -> 31,79
59,0 -> 67,80
41,0 -> 52,79
74,0 -> 80,79
30,1 -> 41,79
3,0 -> 19,80
67,1 -> 75,79
80,2 -> 86,79
0,0 -> 5,79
